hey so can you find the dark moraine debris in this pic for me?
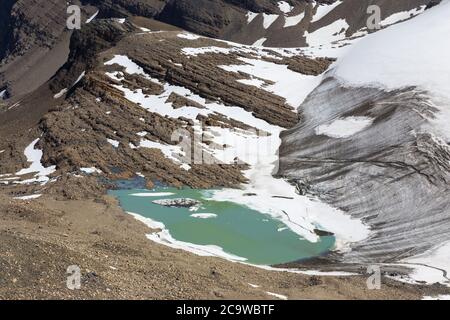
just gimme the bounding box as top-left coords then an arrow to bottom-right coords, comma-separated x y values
152,198 -> 201,209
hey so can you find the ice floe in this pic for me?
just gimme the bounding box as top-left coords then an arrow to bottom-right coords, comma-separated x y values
86,10 -> 99,24
305,19 -> 349,47
380,6 -> 426,27
278,1 -> 293,14
311,1 -> 343,23
266,291 -> 288,300
80,167 -> 102,174
13,194 -> 42,200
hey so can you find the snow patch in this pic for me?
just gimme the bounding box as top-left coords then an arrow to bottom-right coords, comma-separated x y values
262,13 -> 279,29
220,57 -> 323,107
380,6 -> 426,27
403,240 -> 450,286
13,194 -> 42,200
139,139 -> 191,171
252,37 -> 267,46
105,55 -> 149,77
177,32 -> 201,40
16,139 -> 56,185
80,167 -> 102,174
246,11 -> 259,24
53,88 -> 68,99
182,46 -> 232,56
311,1 -> 343,23
278,1 -> 293,14
305,18 -> 349,47
284,12 -> 305,28
266,292 -> 288,300
423,295 -> 450,300
315,117 -> 373,139
107,139 -> 120,148
86,10 -> 99,24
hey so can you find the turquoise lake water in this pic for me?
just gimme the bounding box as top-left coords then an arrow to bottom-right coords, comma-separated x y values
110,187 -> 335,265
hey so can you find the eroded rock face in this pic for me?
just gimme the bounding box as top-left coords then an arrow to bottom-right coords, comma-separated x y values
278,78 -> 450,263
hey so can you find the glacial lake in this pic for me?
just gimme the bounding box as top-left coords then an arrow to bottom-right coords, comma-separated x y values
110,187 -> 335,265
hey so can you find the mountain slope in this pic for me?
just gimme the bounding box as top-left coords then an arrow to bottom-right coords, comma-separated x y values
0,0 -> 449,298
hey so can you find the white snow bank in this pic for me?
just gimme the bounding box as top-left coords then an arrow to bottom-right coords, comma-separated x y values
177,32 -> 201,40
315,116 -> 373,139
105,55 -> 149,77
16,139 -> 56,184
252,37 -> 267,46
107,139 -> 120,148
423,295 -> 450,300
403,240 -> 450,286
182,46 -> 232,56
246,11 -> 259,24
262,13 -> 279,29
127,212 -> 247,261
139,139 -> 190,171
53,88 -> 68,99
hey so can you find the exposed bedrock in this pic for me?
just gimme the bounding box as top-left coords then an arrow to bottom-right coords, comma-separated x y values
278,77 -> 450,263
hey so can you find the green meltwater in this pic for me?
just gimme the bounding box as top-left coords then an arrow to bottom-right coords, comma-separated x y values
109,187 -> 335,265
